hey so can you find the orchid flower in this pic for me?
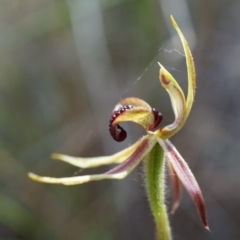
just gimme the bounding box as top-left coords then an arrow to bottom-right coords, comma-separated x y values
29,16 -> 209,239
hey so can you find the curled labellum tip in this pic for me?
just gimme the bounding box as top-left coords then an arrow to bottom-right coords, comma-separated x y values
109,105 -> 133,142
109,105 -> 163,142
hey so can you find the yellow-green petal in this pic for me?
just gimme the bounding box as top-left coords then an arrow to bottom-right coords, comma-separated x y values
28,135 -> 156,185
155,16 -> 196,139
157,63 -> 186,138
51,136 -> 147,168
170,15 -> 196,124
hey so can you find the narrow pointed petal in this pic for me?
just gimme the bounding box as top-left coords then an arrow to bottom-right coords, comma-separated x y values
157,138 -> 209,229
156,16 -> 196,139
170,16 -> 196,121
28,135 -> 156,185
51,136 -> 147,168
167,158 -> 182,214
110,104 -> 162,142
157,63 -> 186,138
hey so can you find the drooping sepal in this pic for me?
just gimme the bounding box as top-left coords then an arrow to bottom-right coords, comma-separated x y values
157,138 -> 209,230
167,159 -> 182,214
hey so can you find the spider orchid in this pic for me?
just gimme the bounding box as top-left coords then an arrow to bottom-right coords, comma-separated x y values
29,16 -> 209,236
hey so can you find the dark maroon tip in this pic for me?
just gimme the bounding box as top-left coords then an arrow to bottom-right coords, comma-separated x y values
110,125 -> 127,142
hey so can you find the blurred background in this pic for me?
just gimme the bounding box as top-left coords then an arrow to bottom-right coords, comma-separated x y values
0,0 -> 240,239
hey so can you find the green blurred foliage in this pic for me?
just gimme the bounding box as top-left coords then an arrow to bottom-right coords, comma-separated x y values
0,0 -> 240,239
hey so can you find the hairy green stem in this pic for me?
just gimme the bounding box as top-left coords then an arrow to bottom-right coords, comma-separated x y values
145,143 -> 172,240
